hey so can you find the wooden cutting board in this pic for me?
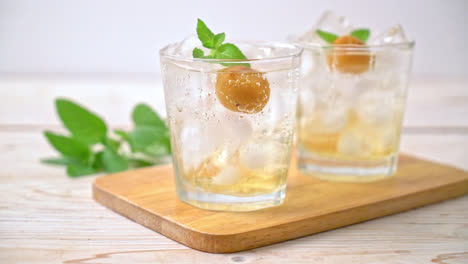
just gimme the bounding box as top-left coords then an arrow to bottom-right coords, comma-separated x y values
93,154 -> 468,253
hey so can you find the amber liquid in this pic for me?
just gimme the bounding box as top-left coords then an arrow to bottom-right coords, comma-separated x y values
181,148 -> 289,197
298,109 -> 403,161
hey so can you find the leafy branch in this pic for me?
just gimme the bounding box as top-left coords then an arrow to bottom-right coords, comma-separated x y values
41,99 -> 171,177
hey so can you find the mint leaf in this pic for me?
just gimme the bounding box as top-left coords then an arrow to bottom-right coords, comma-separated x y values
193,48 -> 205,58
213,33 -> 225,48
92,151 -> 105,170
129,158 -> 154,168
216,43 -> 250,67
105,137 -> 120,152
101,147 -> 128,173
128,126 -> 169,153
197,19 -> 215,49
132,103 -> 167,129
41,157 -> 84,167
44,131 -> 90,161
216,43 -> 248,60
114,129 -> 129,140
56,99 -> 107,145
130,104 -> 170,154
67,164 -> 97,177
145,143 -> 170,157
351,28 -> 370,42
316,29 -> 338,44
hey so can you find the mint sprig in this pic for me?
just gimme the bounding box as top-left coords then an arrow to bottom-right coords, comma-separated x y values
192,18 -> 250,67
42,99 -> 171,177
316,28 -> 371,43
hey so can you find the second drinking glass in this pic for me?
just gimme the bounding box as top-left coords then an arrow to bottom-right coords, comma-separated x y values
296,40 -> 414,182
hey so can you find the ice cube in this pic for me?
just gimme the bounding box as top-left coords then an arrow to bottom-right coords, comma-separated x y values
376,127 -> 398,154
356,90 -> 394,125
179,120 -> 220,170
355,76 -> 383,91
212,167 -> 240,185
320,104 -> 349,132
369,25 -> 410,75
332,74 -> 361,102
314,73 -> 359,104
296,11 -> 352,44
179,114 -> 252,170
298,88 -> 316,117
370,25 -> 408,45
337,129 -> 371,156
171,35 -> 203,58
239,140 -> 287,170
218,108 -> 254,145
300,49 -> 317,76
161,35 -> 222,72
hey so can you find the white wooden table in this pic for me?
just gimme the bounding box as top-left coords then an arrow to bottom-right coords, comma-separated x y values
1,75 -> 467,263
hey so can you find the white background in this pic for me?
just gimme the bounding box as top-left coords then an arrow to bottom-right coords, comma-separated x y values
1,0 -> 467,76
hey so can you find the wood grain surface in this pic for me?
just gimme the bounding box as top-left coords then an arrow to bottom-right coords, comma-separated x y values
0,76 -> 467,263
92,155 -> 468,253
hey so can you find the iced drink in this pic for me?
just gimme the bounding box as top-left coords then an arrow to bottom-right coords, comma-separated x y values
160,30 -> 302,210
295,12 -> 414,182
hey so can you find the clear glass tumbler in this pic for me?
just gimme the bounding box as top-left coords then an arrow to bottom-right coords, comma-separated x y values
160,42 -> 302,211
297,42 -> 414,182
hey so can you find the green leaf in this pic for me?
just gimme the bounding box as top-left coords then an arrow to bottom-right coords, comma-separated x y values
41,156 -> 84,167
196,18 -> 215,49
316,29 -> 338,44
101,147 -> 128,173
128,126 -> 169,153
351,28 -> 370,42
213,33 -> 225,48
215,43 -> 250,67
129,158 -> 155,168
105,137 -> 120,152
55,99 -> 107,145
144,143 -> 170,157
193,48 -> 205,58
216,43 -> 248,60
114,129 -> 129,140
66,164 -> 97,177
44,131 -> 90,161
132,103 -> 167,129
92,151 -> 105,170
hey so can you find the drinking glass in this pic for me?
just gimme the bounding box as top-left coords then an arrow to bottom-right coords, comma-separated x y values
160,42 -> 302,211
296,42 -> 414,182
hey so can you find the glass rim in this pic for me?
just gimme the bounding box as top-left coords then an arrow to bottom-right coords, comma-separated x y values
298,41 -> 415,51
159,41 -> 303,64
